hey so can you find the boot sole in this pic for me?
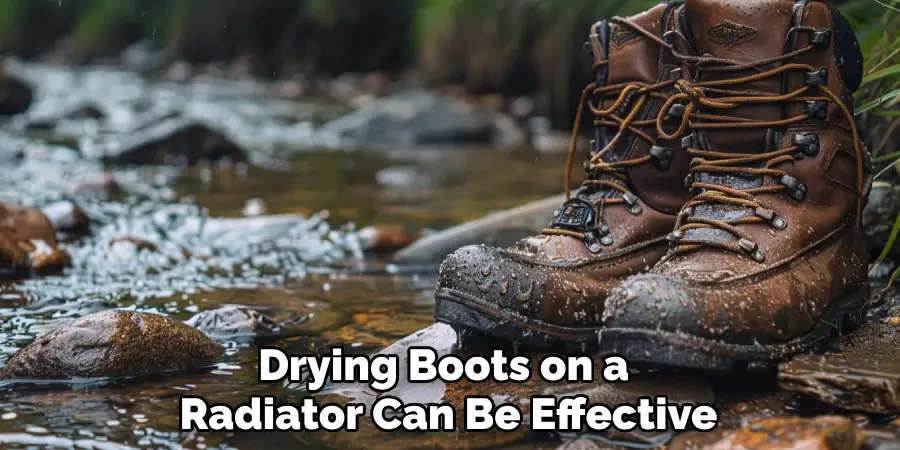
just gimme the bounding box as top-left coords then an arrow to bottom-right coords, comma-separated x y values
597,284 -> 870,372
434,287 -> 599,352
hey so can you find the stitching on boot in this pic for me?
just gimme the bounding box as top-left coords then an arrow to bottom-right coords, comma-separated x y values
707,19 -> 758,46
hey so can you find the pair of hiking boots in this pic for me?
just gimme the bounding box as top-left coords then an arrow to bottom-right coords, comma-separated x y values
434,0 -> 872,371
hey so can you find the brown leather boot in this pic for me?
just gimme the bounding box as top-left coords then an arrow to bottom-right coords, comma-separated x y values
599,0 -> 872,370
434,2 -> 694,351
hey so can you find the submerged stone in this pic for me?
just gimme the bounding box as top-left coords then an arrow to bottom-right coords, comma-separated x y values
394,194 -> 563,263
88,116 -> 246,166
318,89 -> 525,150
669,416 -> 865,450
185,306 -> 288,342
779,320 -> 900,414
0,310 -> 222,380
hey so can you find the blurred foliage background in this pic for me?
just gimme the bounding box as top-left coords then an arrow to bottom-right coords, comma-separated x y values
0,0 -> 894,131
0,0 -> 892,151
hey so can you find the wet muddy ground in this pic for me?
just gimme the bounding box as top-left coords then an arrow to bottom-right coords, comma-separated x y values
3,62 -> 900,450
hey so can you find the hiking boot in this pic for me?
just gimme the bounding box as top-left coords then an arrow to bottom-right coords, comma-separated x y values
433,2 -> 694,351
599,0 -> 872,371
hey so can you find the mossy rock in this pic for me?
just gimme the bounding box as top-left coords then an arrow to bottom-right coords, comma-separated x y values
0,310 -> 222,380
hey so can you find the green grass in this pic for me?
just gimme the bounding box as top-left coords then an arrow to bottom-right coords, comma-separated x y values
846,0 -> 900,286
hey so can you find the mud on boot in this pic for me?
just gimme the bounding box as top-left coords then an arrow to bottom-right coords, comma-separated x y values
434,2 -> 696,351
598,0 -> 872,371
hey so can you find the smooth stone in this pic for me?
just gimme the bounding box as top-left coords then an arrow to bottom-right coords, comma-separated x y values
394,194 -> 563,263
0,310 -> 222,380
185,306 -> 301,343
319,89 -> 526,150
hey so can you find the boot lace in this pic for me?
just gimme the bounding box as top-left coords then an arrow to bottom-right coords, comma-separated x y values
543,18 -> 676,248
656,29 -> 867,262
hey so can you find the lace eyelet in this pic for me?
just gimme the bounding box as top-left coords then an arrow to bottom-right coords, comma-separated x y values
681,135 -> 694,149
622,193 -> 642,214
811,29 -> 832,48
649,146 -> 674,171
780,175 -> 807,201
802,100 -> 828,120
791,132 -> 820,157
805,68 -> 828,87
585,232 -> 603,253
751,249 -> 766,262
755,207 -> 788,230
739,239 -> 766,262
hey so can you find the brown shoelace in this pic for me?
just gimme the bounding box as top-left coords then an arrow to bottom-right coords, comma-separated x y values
543,18 -> 675,241
656,37 -> 867,261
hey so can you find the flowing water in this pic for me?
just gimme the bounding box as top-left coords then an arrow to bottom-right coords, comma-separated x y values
0,139 -> 571,449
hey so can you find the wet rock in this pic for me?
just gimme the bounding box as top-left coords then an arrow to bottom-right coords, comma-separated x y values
0,202 -> 71,278
779,321 -> 900,414
84,117 -> 246,166
0,232 -> 29,278
0,203 -> 56,244
394,194 -> 563,263
0,310 -> 222,380
41,201 -> 90,235
358,226 -> 416,253
669,416 -> 865,450
185,306 -> 288,342
67,173 -> 121,197
0,70 -> 32,115
319,89 -> 526,149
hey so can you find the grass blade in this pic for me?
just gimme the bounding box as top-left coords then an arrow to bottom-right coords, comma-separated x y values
872,211 -> 900,269
856,88 -> 900,115
862,64 -> 900,85
875,151 -> 900,163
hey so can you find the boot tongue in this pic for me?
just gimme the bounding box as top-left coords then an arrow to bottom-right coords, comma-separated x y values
581,4 -> 672,201
684,0 -> 797,64
680,0 -> 799,245
601,5 -> 670,86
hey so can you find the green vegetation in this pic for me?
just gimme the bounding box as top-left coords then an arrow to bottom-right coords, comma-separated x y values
849,0 -> 900,287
